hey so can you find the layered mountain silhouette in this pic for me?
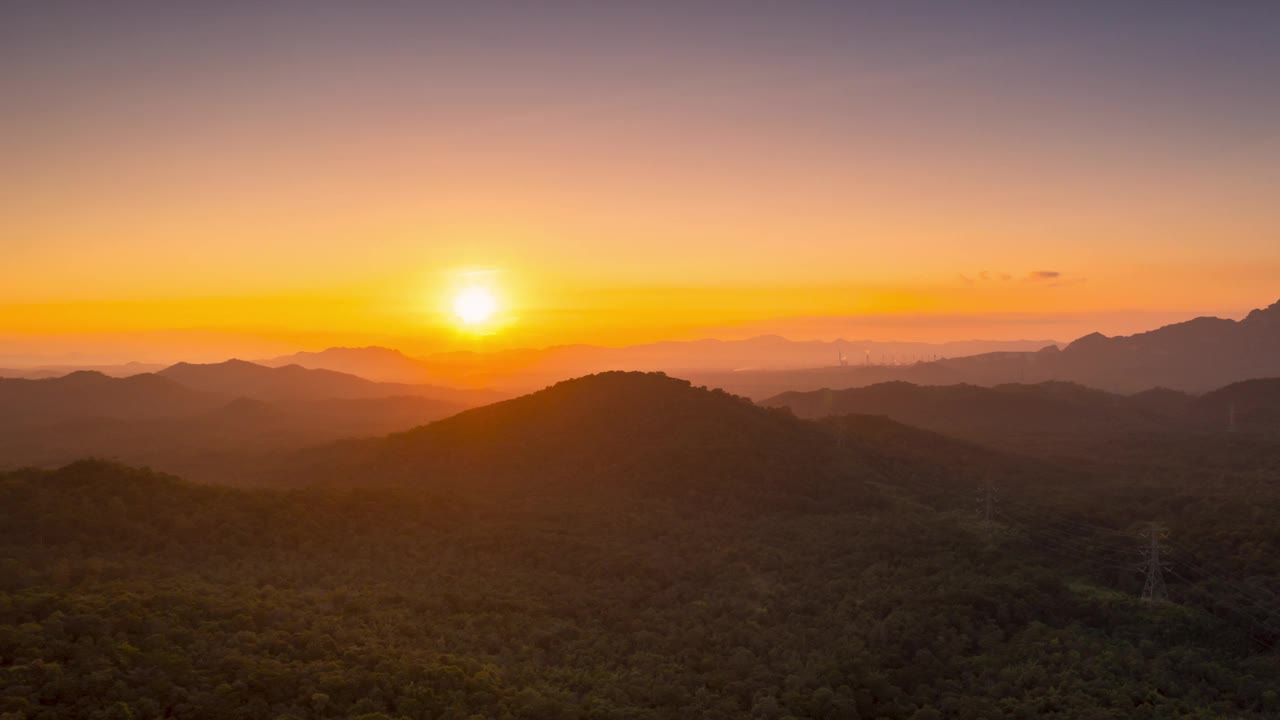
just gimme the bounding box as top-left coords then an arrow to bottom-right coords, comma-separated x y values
762,377 -> 1278,454
7,302 -> 1280,484
0,361 -> 490,481
159,359 -> 500,404
273,371 -> 960,504
8,372 -> 1279,720
932,300 -> 1280,392
8,369 -> 1280,718
0,361 -> 166,380
260,346 -> 439,385
0,371 -> 225,428
265,337 -> 1056,390
696,299 -> 1280,397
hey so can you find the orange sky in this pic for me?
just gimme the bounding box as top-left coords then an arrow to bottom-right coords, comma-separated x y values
3,4 -> 1278,364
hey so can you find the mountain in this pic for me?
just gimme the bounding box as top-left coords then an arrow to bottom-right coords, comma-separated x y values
934,301 -> 1280,392
266,338 -> 1057,392
275,371 -> 862,502
0,363 -> 471,481
696,299 -> 1280,397
762,376 -> 1280,459
761,381 -> 1184,449
0,371 -> 226,428
262,346 -> 439,384
7,371 -> 1280,718
1193,377 -> 1280,432
684,362 -> 971,399
0,361 -> 166,379
0,394 -> 463,483
158,358 -> 500,405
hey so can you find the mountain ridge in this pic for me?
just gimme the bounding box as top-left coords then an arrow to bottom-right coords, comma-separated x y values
761,376 -> 1280,454
692,299 -> 1280,397
271,371 -> 883,502
264,337 -> 1059,389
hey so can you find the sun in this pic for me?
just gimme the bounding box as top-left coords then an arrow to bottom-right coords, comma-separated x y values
453,286 -> 498,326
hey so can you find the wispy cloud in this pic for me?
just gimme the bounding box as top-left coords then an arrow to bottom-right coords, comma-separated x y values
963,270 -> 1014,284
961,269 -> 1084,287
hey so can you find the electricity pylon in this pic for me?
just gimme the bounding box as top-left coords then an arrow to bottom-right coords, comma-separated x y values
977,483 -> 998,536
1138,524 -> 1170,603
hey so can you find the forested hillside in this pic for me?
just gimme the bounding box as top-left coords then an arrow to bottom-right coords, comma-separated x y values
2,373 -> 1278,719
275,372 -> 841,498
762,378 -> 1280,457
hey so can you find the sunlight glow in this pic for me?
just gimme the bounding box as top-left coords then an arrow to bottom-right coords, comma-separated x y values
453,286 -> 498,326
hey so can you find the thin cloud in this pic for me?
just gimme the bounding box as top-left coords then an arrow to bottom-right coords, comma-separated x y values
960,269 -> 1082,287
962,270 -> 1017,284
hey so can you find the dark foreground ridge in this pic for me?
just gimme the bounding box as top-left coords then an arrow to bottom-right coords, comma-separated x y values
3,369 -> 1280,718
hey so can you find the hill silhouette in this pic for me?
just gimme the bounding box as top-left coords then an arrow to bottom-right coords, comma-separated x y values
262,346 -> 440,384
0,361 -> 166,379
762,376 -> 1280,457
157,359 -> 499,405
0,364 -> 471,481
0,394 -> 465,482
936,299 -> 1280,393
266,338 -> 1056,391
280,372 -> 858,504
1193,377 -> 1280,431
762,381 -> 1175,441
0,371 -> 225,428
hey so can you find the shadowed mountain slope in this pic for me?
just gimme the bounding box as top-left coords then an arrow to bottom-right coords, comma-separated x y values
0,364 -> 469,481
0,395 -> 464,482
0,371 -> 225,428
157,359 -> 498,405
762,377 -> 1280,459
1193,377 -> 1280,431
277,372 -> 894,504
6,398 -> 1280,718
261,346 -> 439,384
762,381 -> 1178,441
0,361 -> 166,379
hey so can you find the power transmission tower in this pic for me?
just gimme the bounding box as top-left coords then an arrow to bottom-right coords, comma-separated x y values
976,483 -> 998,535
1138,524 -> 1170,603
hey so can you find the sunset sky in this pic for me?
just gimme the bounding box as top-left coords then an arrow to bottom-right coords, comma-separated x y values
4,2 -> 1279,363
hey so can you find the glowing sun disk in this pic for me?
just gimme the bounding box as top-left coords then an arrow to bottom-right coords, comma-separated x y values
453,286 -> 498,325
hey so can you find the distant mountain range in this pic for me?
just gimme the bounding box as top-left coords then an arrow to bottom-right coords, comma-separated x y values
4,299 -> 1280,481
692,299 -> 1280,398
259,299 -> 1280,397
158,359 -> 501,404
13,300 -> 1279,399
262,337 -> 1058,389
0,361 -> 166,379
0,360 -> 501,481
